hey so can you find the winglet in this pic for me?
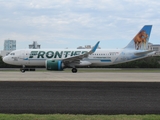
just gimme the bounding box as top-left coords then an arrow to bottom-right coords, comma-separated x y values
91,41 -> 100,53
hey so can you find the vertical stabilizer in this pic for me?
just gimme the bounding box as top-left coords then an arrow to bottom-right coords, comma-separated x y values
125,25 -> 152,50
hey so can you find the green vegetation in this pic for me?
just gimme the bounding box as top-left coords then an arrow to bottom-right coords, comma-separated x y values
108,56 -> 160,68
0,114 -> 160,120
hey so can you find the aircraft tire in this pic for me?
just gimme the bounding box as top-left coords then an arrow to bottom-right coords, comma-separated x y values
72,68 -> 77,73
20,69 -> 25,73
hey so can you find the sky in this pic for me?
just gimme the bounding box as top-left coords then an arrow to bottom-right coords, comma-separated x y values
0,0 -> 160,50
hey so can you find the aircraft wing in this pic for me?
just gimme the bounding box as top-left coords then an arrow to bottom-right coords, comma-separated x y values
134,50 -> 155,55
62,41 -> 100,64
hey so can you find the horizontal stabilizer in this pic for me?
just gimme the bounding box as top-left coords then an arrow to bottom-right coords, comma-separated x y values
134,50 -> 155,55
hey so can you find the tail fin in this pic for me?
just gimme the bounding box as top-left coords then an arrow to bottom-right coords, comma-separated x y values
125,25 -> 152,50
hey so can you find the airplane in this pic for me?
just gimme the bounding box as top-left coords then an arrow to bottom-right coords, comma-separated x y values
3,25 -> 155,73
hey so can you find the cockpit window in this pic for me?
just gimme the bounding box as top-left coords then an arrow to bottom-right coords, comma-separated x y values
10,53 -> 15,55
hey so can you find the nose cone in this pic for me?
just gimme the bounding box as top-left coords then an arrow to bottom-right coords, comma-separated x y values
3,56 -> 9,64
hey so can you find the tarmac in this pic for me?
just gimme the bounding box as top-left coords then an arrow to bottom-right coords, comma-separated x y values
0,70 -> 160,114
0,71 -> 160,82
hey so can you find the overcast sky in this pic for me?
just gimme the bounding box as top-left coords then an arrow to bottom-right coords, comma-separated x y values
0,0 -> 160,50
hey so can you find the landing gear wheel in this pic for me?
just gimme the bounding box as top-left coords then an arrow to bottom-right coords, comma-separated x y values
20,68 -> 25,73
72,68 -> 77,73
20,65 -> 26,73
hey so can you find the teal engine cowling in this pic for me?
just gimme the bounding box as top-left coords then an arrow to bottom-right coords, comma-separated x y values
45,60 -> 64,71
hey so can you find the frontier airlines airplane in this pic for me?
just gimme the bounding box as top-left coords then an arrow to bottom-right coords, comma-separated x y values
3,25 -> 155,73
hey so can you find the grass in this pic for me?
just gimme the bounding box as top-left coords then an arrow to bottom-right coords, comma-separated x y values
0,114 -> 160,120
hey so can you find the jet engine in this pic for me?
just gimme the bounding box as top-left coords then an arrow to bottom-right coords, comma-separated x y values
45,60 -> 64,71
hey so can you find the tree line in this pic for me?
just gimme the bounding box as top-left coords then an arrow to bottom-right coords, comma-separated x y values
0,56 -> 160,68
107,56 -> 160,68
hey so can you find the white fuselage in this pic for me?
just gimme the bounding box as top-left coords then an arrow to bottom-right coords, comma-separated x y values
3,48 -> 155,67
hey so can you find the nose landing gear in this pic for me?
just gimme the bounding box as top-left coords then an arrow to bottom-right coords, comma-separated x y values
20,68 -> 25,73
20,65 -> 35,73
20,65 -> 26,73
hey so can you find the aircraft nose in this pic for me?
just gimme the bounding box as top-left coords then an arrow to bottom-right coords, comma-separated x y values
3,56 -> 9,64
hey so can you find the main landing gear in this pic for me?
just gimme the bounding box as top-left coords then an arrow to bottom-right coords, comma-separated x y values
72,68 -> 77,73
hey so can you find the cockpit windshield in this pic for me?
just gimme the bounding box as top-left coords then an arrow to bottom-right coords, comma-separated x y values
10,53 -> 15,55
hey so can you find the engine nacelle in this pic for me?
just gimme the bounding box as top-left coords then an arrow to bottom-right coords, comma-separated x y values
45,60 -> 64,71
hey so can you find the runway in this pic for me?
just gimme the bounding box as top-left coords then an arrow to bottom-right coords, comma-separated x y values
0,71 -> 160,114
0,81 -> 160,114
0,71 -> 160,82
